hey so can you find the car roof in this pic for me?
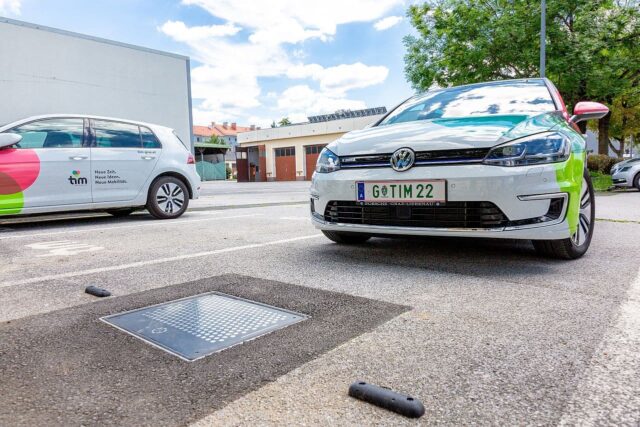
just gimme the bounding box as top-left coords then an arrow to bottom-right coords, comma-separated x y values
421,78 -> 548,95
0,114 -> 173,133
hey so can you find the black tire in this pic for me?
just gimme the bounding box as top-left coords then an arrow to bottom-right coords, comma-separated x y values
146,176 -> 189,219
322,230 -> 371,244
634,172 -> 640,191
532,169 -> 595,260
106,208 -> 136,217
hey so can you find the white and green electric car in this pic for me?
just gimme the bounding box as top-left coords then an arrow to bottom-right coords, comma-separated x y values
310,79 -> 609,259
0,115 -> 201,220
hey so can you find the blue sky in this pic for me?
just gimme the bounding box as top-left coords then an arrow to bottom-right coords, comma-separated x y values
1,0 -> 415,127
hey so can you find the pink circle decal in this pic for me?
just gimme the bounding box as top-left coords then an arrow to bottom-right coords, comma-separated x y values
0,148 -> 41,193
0,171 -> 22,195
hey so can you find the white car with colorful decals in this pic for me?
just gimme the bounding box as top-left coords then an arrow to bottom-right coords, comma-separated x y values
310,79 -> 609,259
0,115 -> 201,220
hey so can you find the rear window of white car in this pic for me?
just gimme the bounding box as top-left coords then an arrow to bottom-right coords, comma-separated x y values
93,120 -> 161,149
380,80 -> 556,126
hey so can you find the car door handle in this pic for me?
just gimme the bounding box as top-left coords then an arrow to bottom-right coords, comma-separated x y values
69,155 -> 88,160
141,156 -> 156,160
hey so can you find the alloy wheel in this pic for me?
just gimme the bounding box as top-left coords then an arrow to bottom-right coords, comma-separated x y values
571,177 -> 592,247
156,182 -> 185,214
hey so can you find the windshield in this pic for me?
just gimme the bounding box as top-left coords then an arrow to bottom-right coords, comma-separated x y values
380,80 -> 556,126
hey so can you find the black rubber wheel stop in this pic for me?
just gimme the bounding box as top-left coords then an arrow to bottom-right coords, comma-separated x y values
85,286 -> 111,297
348,380 -> 425,418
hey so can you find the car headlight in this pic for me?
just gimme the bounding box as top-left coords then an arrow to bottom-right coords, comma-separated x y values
316,148 -> 340,173
483,132 -> 571,167
617,166 -> 631,173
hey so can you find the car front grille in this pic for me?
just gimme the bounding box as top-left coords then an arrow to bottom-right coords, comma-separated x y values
340,148 -> 491,169
324,201 -> 508,229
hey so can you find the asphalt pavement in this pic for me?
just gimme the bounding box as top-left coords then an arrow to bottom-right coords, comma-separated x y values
0,181 -> 639,426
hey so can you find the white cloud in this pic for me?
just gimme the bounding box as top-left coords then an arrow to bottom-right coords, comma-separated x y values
278,85 -> 367,120
286,63 -> 325,80
246,115 -> 273,128
161,0 -> 400,124
182,0 -> 403,44
286,62 -> 389,94
0,0 -> 21,15
291,49 -> 307,59
374,15 -> 403,31
159,21 -> 240,42
318,63 -> 389,92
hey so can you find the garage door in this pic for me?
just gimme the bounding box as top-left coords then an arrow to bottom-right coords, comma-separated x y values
275,147 -> 296,181
304,144 -> 327,180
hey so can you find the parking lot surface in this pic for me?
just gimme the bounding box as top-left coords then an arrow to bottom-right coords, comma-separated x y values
1,181 -> 639,426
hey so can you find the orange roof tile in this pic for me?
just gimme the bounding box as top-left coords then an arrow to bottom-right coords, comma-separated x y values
193,123 -> 253,137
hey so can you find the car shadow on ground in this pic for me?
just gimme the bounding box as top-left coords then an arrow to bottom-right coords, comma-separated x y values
0,211 -> 163,231
314,235 -> 578,280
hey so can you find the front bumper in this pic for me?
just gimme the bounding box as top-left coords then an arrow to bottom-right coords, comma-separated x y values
310,164 -> 574,240
611,170 -> 633,187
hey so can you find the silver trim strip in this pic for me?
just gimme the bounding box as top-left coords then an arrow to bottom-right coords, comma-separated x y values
312,215 -> 505,233
517,192 -> 567,201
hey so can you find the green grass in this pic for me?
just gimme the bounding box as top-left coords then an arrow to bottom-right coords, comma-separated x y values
589,171 -> 613,192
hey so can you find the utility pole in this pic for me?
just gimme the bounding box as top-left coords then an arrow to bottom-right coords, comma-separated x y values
540,0 -> 546,77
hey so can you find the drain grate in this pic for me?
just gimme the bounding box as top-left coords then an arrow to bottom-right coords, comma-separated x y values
101,292 -> 307,361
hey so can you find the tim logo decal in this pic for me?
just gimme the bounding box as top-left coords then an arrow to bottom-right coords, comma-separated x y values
68,170 -> 88,185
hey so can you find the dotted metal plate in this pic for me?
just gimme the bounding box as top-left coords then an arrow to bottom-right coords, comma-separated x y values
101,292 -> 307,361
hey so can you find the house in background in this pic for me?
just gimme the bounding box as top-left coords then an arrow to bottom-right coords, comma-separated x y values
193,122 -> 254,179
237,108 -> 387,182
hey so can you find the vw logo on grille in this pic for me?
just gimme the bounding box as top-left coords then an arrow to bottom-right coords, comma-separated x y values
390,147 -> 415,172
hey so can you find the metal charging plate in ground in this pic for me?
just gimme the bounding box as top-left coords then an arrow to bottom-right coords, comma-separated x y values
101,292 -> 307,361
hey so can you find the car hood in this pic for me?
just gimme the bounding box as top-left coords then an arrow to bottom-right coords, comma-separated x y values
614,158 -> 640,168
328,113 -> 563,156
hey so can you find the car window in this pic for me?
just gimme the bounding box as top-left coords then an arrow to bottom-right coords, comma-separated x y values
379,80 -> 556,126
8,118 -> 84,149
141,127 -> 162,149
94,120 -> 141,148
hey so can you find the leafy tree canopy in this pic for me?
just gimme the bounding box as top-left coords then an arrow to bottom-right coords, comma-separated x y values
404,0 -> 640,154
278,117 -> 292,127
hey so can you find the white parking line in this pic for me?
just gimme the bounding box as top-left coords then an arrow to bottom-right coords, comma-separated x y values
0,214 -> 262,241
26,241 -> 105,257
0,234 -> 322,289
559,267 -> 640,425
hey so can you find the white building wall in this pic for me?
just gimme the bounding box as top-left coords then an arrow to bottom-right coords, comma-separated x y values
0,18 -> 192,145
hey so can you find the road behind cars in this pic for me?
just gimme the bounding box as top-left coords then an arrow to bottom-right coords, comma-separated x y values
0,181 -> 639,425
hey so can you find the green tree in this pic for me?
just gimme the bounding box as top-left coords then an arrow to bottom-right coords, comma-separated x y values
271,120 -> 277,128
278,117 -> 292,127
609,88 -> 640,156
208,134 -> 223,145
404,0 -> 640,154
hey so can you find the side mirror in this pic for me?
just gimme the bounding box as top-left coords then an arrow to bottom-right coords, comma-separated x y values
570,102 -> 609,124
0,133 -> 22,149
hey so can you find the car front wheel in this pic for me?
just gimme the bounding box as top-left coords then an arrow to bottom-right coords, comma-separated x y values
147,176 -> 189,219
533,169 -> 594,260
